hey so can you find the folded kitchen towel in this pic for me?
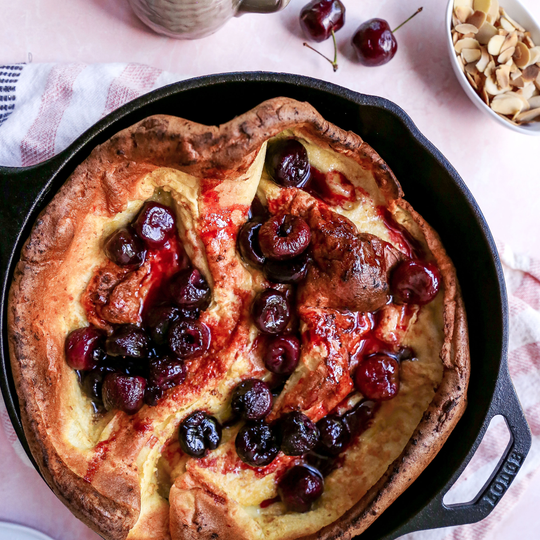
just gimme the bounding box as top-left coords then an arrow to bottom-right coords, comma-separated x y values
0,62 -> 539,540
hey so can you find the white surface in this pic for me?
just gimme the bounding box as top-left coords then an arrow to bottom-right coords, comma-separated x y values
0,522 -> 56,540
445,0 -> 540,136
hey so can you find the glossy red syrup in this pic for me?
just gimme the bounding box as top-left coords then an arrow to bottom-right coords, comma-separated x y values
377,206 -> 423,259
304,167 -> 357,207
84,435 -> 116,483
260,496 -> 281,508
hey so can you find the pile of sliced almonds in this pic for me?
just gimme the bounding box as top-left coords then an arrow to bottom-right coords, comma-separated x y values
452,0 -> 540,125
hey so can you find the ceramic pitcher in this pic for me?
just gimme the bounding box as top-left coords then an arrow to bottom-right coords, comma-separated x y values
128,0 -> 291,40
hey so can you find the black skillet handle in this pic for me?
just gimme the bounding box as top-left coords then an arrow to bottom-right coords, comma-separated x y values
408,365 -> 531,532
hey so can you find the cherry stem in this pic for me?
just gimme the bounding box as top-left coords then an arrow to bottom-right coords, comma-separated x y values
303,29 -> 338,72
392,7 -> 423,33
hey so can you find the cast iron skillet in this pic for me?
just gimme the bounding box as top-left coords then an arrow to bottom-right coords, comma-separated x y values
0,72 -> 532,539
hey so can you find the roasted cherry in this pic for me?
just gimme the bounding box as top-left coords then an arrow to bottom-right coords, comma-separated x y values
266,139 -> 310,188
149,356 -> 186,389
81,368 -> 107,404
133,201 -> 176,248
252,290 -> 291,335
65,326 -> 105,371
237,221 -> 265,268
248,195 -> 269,222
259,214 -> 311,261
263,252 -> 310,284
178,411 -> 222,458
168,319 -> 211,359
264,335 -> 300,375
102,373 -> 146,414
355,354 -> 400,401
342,399 -> 378,436
278,465 -> 324,513
391,259 -> 441,305
169,267 -> 211,310
316,414 -> 350,456
352,8 -> 423,67
105,324 -> 149,358
300,0 -> 345,42
235,421 -> 279,467
279,412 -> 320,456
231,379 -> 273,421
145,305 -> 181,345
104,227 -> 146,267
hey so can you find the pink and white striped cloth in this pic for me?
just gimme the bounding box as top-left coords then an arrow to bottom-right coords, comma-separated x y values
0,63 -> 539,540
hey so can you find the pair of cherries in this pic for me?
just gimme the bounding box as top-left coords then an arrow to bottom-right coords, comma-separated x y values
300,0 -> 423,68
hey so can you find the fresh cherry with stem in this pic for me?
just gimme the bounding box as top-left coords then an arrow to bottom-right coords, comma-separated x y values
352,7 -> 423,67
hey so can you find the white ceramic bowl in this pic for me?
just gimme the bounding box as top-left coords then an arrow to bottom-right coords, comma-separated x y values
445,0 -> 540,135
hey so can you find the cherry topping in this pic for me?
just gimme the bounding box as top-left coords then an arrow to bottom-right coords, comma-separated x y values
300,0 -> 345,42
259,214 -> 311,261
278,465 -> 324,513
266,139 -> 311,188
391,259 -> 441,305
149,356 -> 186,389
264,335 -> 300,375
81,368 -> 108,406
248,195 -> 269,223
354,354 -> 400,401
263,252 -> 310,284
178,411 -> 222,458
133,201 -> 176,248
168,319 -> 211,359
252,290 -> 291,335
231,379 -> 273,421
145,305 -> 181,346
169,267 -> 211,310
316,415 -> 350,456
105,325 -> 150,358
65,326 -> 105,371
352,8 -> 423,67
102,373 -> 146,414
342,399 -> 378,437
235,421 -> 279,467
279,411 -> 320,456
104,227 -> 146,267
237,221 -> 266,268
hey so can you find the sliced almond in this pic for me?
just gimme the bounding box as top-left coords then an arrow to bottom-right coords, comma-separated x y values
487,34 -> 505,55
473,0 -> 491,14
494,91 -> 529,111
486,0 -> 499,24
455,6 -> 474,24
519,82 -> 537,100
496,64 -> 511,90
514,41 -> 531,69
453,14 -> 461,28
523,64 -> 540,82
454,0 -> 474,8
485,74 -> 507,95
485,58 -> 496,78
490,94 -> 524,115
524,33 -> 536,49
509,61 -> 522,79
476,21 -> 498,44
500,17 -> 515,33
510,76 -> 525,88
481,84 -> 490,104
498,47 -> 516,64
455,37 -> 481,53
528,96 -> 540,109
500,32 -> 518,54
529,47 -> 540,65
500,8 -> 526,32
498,28 -> 509,37
453,31 -> 460,45
466,10 -> 487,30
476,46 -> 490,72
462,48 -> 482,63
466,71 -> 479,90
457,54 -> 466,73
515,107 -> 540,123
455,23 -> 480,34
465,63 -> 480,75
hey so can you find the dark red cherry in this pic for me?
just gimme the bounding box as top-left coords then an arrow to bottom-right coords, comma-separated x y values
391,259 -> 441,305
65,326 -> 105,371
279,411 -> 320,456
169,267 -> 211,310
179,411 -> 222,458
355,354 -> 400,401
263,252 -> 310,284
105,324 -> 150,358
264,335 -> 300,375
133,201 -> 176,248
352,8 -> 423,67
145,305 -> 181,346
300,0 -> 346,42
231,379 -> 273,421
235,421 -> 279,467
102,373 -> 146,414
266,139 -> 311,188
81,368 -> 107,404
316,414 -> 351,456
168,319 -> 211,359
248,196 -> 269,223
259,214 -> 311,261
278,465 -> 324,513
104,227 -> 146,267
342,399 -> 378,437
237,221 -> 266,268
252,290 -> 291,335
149,356 -> 186,389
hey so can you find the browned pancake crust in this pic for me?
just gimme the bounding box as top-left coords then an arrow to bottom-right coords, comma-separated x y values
8,97 -> 469,540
